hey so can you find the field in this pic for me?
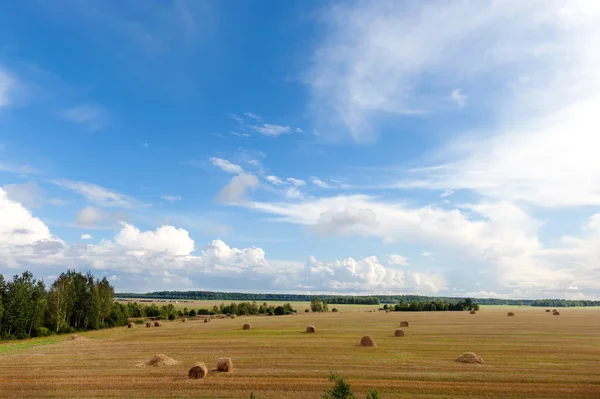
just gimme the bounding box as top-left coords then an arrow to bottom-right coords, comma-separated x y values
1,306 -> 599,398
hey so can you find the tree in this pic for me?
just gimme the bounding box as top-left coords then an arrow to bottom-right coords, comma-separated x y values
97,277 -> 114,326
465,298 -> 473,309
322,372 -> 356,399
311,297 -> 324,312
46,273 -> 70,333
322,301 -> 329,312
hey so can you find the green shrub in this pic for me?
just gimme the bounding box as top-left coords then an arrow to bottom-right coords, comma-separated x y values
322,372 -> 356,399
332,308 -> 339,312
168,313 -> 176,321
35,327 -> 52,337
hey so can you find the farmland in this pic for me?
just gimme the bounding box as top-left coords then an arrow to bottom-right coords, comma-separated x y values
1,306 -> 599,398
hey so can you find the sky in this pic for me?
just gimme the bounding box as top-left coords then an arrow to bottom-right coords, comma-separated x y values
1,0 -> 599,299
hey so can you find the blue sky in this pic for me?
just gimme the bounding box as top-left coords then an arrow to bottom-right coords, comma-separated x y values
1,0 -> 599,298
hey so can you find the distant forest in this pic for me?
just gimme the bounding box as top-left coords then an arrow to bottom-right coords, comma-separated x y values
117,291 -> 600,307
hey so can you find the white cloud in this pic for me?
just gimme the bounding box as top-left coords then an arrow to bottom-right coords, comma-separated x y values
115,222 -> 195,256
450,89 -> 467,108
440,189 -> 454,198
76,206 -> 109,226
244,112 -> 261,120
3,182 -> 45,208
312,178 -> 330,188
161,195 -> 182,203
266,175 -> 284,185
295,128 -> 303,133
53,179 -> 141,208
286,178 -> 306,187
250,124 -> 292,137
421,251 -> 434,258
81,234 -> 93,240
215,173 -> 259,203
0,67 -> 15,108
387,254 -> 409,266
62,105 -> 105,130
209,157 -> 245,174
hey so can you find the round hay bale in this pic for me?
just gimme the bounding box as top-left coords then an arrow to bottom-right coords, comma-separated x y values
545,309 -> 551,312
553,309 -> 557,312
455,352 -> 484,364
204,318 -> 210,323
243,323 -> 251,330
400,321 -> 409,327
553,310 -> 560,316
128,322 -> 136,328
144,354 -> 178,367
360,336 -> 376,347
231,314 -> 237,319
507,312 -> 515,316
146,322 -> 152,328
469,310 -> 476,314
306,325 -> 316,333
153,321 -> 163,327
188,362 -> 208,379
217,357 -> 233,372
182,318 -> 186,323
394,328 -> 405,337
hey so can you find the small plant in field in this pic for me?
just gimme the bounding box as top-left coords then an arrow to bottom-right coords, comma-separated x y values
322,372 -> 356,399
366,390 -> 379,399
249,393 -> 256,399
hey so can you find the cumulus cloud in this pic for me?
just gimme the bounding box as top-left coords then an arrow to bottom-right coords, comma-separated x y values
210,157 -> 260,203
286,178 -> 306,187
387,254 -> 409,266
3,182 -> 45,208
115,222 -> 195,256
312,178 -> 330,188
81,234 -> 93,240
450,89 -> 467,108
76,206 -> 109,226
266,175 -> 284,185
210,157 -> 245,174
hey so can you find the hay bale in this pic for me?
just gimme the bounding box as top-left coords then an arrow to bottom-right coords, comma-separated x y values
243,323 -> 251,330
545,309 -> 551,312
455,352 -> 484,364
507,312 -> 515,316
143,354 -> 178,367
68,334 -> 89,342
146,322 -> 152,328
204,318 -> 210,323
400,321 -> 409,327
553,310 -> 560,316
153,321 -> 163,327
306,325 -> 316,333
394,329 -> 405,337
217,357 -> 233,372
231,314 -> 237,319
469,310 -> 476,314
188,362 -> 208,379
182,318 -> 186,323
360,336 -> 376,347
128,322 -> 136,328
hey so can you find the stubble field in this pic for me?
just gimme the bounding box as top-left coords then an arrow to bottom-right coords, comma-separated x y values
1,306 -> 599,399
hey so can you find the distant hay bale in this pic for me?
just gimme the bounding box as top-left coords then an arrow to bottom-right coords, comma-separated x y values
188,362 -> 208,379
243,323 -> 251,330
455,352 -> 484,364
360,336 -> 376,347
469,310 -> 476,314
507,312 -> 515,316
217,357 -> 233,372
128,322 -> 136,328
146,322 -> 152,328
553,309 -> 557,312
306,325 -> 316,333
142,354 -> 178,367
231,314 -> 237,319
545,309 -> 551,312
153,321 -> 163,327
400,321 -> 409,327
394,329 -> 405,337
182,318 -> 186,323
553,310 -> 560,316
204,318 -> 210,323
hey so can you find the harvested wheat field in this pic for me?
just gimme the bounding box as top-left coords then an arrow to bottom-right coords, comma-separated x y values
1,307 -> 599,398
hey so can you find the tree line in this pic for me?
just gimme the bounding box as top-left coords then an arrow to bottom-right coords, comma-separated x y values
382,298 -> 480,312
118,291 -> 381,305
119,291 -> 599,307
0,270 -> 119,340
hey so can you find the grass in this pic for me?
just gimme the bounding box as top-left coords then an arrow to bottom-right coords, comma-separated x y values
0,307 -> 599,398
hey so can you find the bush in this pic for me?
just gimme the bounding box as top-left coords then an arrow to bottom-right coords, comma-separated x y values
332,308 -> 339,312
35,327 -> 52,337
189,309 -> 197,317
322,372 -> 356,399
168,313 -> 176,321
305,309 -> 309,313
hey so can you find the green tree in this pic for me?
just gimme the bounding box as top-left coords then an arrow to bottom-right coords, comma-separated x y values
322,301 -> 329,312
311,296 -> 323,312
322,372 -> 356,399
97,277 -> 114,326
